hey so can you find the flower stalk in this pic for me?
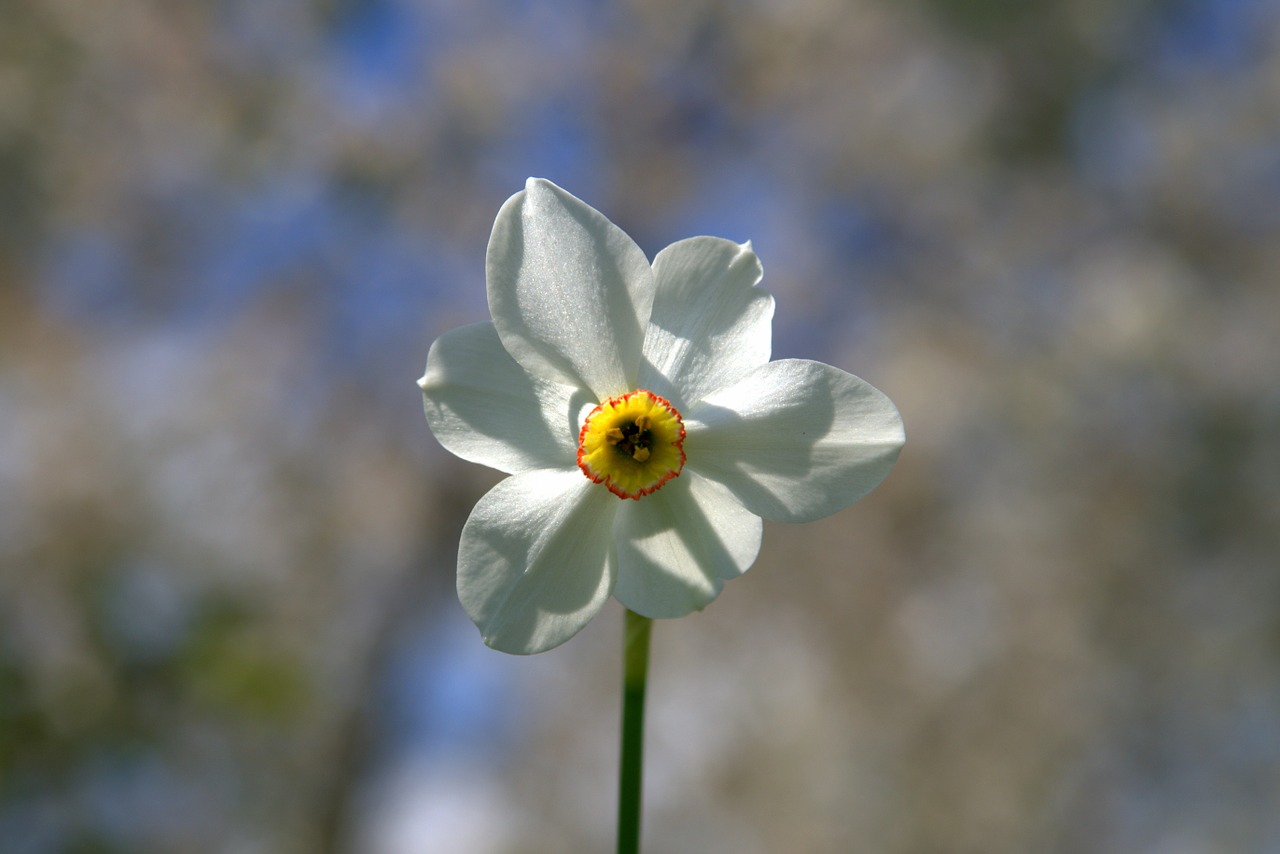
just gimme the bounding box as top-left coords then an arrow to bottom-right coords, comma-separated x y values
618,609 -> 652,854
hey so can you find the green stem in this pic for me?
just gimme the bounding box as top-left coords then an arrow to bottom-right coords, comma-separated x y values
618,609 -> 652,854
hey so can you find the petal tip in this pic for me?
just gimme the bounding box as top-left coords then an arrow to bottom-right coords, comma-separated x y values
481,631 -> 532,655
480,626 -> 567,656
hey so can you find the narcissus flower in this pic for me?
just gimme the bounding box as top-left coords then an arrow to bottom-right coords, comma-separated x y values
420,178 -> 904,654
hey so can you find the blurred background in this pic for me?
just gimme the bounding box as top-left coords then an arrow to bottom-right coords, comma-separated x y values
2,0 -> 1279,851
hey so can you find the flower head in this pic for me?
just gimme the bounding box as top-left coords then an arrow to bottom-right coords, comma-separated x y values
420,178 -> 904,654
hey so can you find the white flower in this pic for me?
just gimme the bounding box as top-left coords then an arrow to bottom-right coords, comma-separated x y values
419,178 -> 904,654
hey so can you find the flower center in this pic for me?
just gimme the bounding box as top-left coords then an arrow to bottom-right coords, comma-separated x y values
577,390 -> 686,499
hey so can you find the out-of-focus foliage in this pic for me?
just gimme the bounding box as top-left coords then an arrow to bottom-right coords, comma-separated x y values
1,0 -> 1278,852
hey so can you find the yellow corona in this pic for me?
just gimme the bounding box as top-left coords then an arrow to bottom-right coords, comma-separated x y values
577,390 -> 686,499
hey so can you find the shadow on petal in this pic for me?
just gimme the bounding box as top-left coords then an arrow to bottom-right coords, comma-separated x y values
613,472 -> 761,618
458,472 -> 619,654
685,361 -> 903,523
422,322 -> 585,473
685,378 -> 834,516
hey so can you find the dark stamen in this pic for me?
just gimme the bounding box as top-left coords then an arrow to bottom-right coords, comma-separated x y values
609,418 -> 653,462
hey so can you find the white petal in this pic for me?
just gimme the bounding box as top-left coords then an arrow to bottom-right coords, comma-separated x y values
486,178 -> 654,400
420,322 -> 590,474
637,238 -> 774,409
685,359 -> 904,523
457,469 -> 619,654
613,471 -> 763,618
